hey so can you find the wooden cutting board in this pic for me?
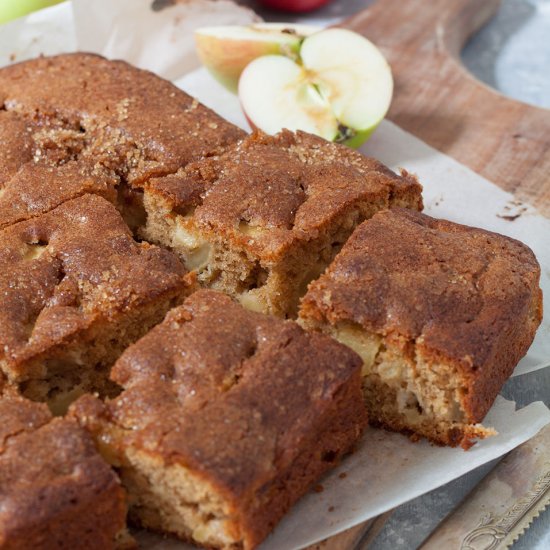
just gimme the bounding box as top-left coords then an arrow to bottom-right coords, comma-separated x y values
308,0 -> 550,548
344,0 -> 550,216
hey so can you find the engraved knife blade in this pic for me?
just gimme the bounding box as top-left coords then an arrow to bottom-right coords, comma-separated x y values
420,423 -> 550,550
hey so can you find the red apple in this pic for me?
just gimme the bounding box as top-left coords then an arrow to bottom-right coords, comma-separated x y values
258,0 -> 332,13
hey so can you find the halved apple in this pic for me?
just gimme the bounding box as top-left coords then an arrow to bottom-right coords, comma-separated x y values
238,28 -> 393,148
195,23 -> 318,93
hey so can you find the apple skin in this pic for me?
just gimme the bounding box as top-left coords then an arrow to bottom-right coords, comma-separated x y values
258,0 -> 332,13
239,105 -> 373,148
196,34 -> 299,94
243,109 -> 376,150
0,0 -> 64,24
340,127 -> 377,149
196,35 -> 281,93
195,24 -> 317,93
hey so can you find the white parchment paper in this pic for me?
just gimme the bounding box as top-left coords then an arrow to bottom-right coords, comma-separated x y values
1,2 -> 549,549
72,0 -> 259,79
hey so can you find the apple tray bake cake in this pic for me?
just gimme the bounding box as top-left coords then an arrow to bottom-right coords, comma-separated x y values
0,53 -> 542,549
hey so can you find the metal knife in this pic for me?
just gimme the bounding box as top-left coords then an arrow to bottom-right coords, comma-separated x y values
420,423 -> 550,550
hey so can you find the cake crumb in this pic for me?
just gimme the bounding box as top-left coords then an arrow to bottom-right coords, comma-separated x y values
497,200 -> 528,221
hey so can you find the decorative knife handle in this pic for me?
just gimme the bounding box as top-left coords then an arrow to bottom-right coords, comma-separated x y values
421,423 -> 550,550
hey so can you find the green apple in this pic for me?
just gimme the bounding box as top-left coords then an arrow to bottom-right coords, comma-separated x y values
238,28 -> 393,148
195,22 -> 318,93
0,0 -> 64,24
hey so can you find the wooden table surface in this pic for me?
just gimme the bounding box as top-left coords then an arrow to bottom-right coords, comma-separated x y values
344,0 -> 550,216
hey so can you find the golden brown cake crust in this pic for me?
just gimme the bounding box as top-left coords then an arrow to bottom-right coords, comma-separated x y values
0,388 -> 127,550
0,110 -> 34,185
0,384 -> 52,450
0,53 -> 245,230
0,159 -> 118,230
0,107 -> 120,230
73,290 -> 367,548
0,53 -> 245,185
0,194 -> 190,384
300,208 -> 542,422
147,130 -> 423,259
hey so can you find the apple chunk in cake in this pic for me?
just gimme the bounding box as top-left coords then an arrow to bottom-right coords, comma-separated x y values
0,194 -> 193,412
71,290 -> 367,550
299,209 -> 542,449
142,130 -> 423,317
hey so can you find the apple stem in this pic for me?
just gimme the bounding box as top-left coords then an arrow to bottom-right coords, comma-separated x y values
335,123 -> 357,143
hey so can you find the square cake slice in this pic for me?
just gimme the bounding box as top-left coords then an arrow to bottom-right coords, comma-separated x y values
299,209 -> 542,448
71,290 -> 367,549
0,53 -> 245,230
0,194 -> 194,411
142,130 -> 423,317
0,384 -> 129,549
